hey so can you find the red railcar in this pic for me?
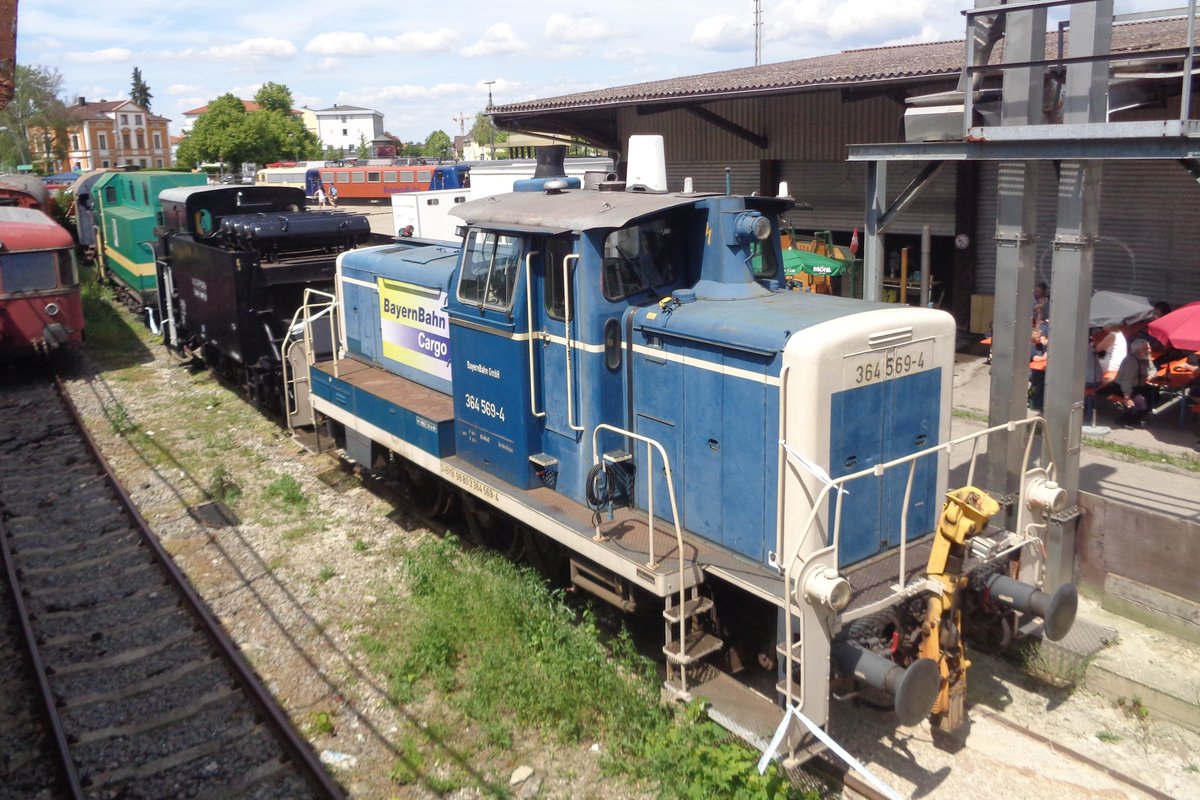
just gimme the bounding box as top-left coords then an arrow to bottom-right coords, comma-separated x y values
0,206 -> 84,359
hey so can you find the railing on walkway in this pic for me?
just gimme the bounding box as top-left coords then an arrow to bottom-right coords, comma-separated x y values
281,288 -> 339,432
775,414 -> 1057,709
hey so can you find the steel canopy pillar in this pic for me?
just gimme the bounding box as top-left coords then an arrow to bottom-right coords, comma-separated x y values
986,7 -> 1046,501
1042,1 -> 1113,589
863,160 -> 886,302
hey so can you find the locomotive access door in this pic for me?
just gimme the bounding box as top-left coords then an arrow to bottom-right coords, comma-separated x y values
447,229 -> 541,489
828,367 -> 941,568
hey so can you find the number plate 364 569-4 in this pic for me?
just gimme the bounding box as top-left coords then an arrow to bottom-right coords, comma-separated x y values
843,341 -> 933,387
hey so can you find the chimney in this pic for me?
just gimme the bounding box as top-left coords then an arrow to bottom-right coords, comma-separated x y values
76,96 -> 86,106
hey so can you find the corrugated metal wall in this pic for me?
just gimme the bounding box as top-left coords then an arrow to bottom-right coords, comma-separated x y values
616,87 -> 915,163
778,160 -> 959,236
974,160 -> 1200,303
664,162 -> 760,195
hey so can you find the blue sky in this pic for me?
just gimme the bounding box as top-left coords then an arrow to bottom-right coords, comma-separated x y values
15,0 -> 1169,143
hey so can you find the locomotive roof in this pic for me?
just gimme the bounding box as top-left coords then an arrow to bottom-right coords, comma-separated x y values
0,207 -> 74,250
637,289 -> 899,356
451,187 -> 721,233
158,184 -> 306,204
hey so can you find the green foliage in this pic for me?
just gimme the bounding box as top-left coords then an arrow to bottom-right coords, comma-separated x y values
308,710 -> 335,736
361,537 -> 808,799
387,734 -> 424,785
423,129 -> 452,159
1117,696 -> 1150,721
1096,729 -> 1121,743
353,538 -> 370,553
0,65 -> 71,171
175,88 -> 320,170
264,473 -> 309,511
206,465 -> 243,503
468,111 -> 508,152
318,565 -> 336,583
254,82 -> 294,114
130,67 -> 152,111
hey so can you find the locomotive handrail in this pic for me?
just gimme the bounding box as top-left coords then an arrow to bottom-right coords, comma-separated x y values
563,254 -> 584,432
524,250 -> 545,419
590,423 -> 687,686
282,288 -> 337,431
776,415 -> 1054,709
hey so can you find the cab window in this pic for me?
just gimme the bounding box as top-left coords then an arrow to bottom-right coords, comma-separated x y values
601,219 -> 676,301
1,251 -> 59,292
458,230 -> 520,312
543,238 -> 574,321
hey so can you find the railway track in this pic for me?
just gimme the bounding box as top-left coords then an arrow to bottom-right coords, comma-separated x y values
0,377 -> 345,800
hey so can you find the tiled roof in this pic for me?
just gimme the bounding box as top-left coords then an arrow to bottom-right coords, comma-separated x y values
182,100 -> 263,116
66,100 -> 167,123
313,105 -> 378,114
493,17 -> 1188,114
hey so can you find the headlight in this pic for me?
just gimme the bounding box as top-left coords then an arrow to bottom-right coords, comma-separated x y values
734,212 -> 772,244
45,302 -> 60,317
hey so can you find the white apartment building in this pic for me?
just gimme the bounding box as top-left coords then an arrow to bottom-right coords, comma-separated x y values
313,105 -> 384,156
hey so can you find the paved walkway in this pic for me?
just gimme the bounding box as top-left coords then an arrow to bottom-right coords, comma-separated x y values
951,352 -> 1200,521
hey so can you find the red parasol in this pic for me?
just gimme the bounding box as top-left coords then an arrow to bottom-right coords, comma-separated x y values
1146,301 -> 1200,351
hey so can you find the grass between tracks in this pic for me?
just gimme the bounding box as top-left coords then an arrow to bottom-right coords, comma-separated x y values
360,536 -> 817,799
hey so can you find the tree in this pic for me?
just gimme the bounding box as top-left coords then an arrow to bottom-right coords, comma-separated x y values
254,82 -> 293,115
0,65 -> 70,172
423,129 -> 452,160
175,86 -> 321,170
174,93 -> 257,170
253,83 -> 321,162
130,67 -> 152,111
468,111 -> 507,156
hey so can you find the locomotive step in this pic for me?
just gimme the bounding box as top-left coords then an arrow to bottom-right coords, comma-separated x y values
663,596 -> 714,624
775,639 -> 804,661
663,632 -> 723,665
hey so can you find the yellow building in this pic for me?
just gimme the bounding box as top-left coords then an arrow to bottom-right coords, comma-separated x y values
53,97 -> 174,172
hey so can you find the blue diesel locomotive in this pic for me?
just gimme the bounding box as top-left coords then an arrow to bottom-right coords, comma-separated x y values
285,138 -> 1076,765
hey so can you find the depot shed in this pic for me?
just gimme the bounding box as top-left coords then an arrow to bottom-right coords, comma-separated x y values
489,16 -> 1200,330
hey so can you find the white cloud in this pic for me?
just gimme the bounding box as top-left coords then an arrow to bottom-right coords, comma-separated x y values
65,48 -> 133,64
165,83 -> 204,96
206,37 -> 297,62
305,29 -> 457,56
544,13 -> 620,44
319,57 -> 342,70
356,82 -> 474,103
461,23 -> 527,58
690,15 -> 754,52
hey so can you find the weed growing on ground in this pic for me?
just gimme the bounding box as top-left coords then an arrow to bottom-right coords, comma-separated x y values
1117,695 -> 1150,721
1096,730 -> 1121,743
102,399 -> 137,436
308,711 -> 335,736
360,536 -> 811,799
264,474 -> 309,511
318,565 -> 336,583
206,465 -> 243,503
353,538 -> 369,553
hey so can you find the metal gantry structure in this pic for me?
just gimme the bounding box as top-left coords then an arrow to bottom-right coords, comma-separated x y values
848,0 -> 1199,588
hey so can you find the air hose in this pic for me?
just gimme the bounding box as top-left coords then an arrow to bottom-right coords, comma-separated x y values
585,462 -> 618,528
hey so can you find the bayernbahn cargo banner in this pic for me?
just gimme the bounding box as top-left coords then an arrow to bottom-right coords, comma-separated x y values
377,278 -> 451,382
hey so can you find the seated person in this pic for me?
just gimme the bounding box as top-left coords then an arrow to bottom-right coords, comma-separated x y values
1100,338 -> 1158,427
1028,320 -> 1049,411
1092,325 -> 1127,389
